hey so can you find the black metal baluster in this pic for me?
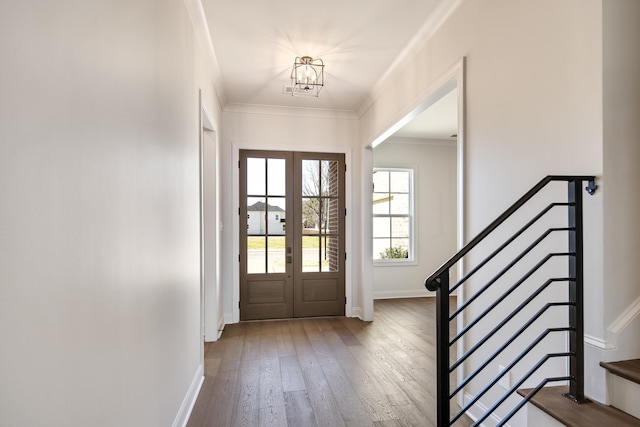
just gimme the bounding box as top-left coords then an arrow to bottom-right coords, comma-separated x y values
435,272 -> 450,426
425,176 -> 595,425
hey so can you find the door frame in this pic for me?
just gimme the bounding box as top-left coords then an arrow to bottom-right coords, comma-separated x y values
231,144 -> 353,324
238,150 -> 346,320
199,94 -> 222,343
365,57 -> 467,402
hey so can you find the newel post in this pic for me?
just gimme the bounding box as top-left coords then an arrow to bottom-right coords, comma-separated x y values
434,272 -> 451,426
565,178 -> 585,402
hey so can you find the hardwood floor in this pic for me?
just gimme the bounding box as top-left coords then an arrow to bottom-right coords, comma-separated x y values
187,298 -> 472,427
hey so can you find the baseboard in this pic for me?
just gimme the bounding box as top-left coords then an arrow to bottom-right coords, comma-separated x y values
172,364 -> 204,427
584,334 -> 613,350
350,306 -> 364,320
224,311 -> 234,325
373,290 -> 434,299
606,296 -> 640,351
583,298 -> 640,403
576,297 -> 640,353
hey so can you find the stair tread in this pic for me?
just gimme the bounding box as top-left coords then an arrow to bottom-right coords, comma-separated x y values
600,359 -> 640,385
518,385 -> 640,427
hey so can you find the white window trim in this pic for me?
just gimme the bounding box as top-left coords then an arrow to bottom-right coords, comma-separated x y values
373,166 -> 416,266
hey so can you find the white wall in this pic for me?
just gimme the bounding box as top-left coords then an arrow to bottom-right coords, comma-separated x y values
361,0 -> 606,423
0,0 -> 222,425
373,139 -> 457,299
220,107 -> 362,321
587,0 -> 640,404
601,0 -> 640,358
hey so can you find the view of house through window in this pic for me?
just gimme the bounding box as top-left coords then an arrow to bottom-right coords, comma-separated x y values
243,155 -> 342,274
245,157 -> 287,274
373,168 -> 413,261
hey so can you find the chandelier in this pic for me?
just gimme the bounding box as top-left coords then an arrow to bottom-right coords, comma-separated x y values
290,56 -> 324,97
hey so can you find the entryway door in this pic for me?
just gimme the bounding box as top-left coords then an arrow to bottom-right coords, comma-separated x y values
239,150 -> 345,320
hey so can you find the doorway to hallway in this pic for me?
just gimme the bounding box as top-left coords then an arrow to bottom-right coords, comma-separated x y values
239,150 -> 345,320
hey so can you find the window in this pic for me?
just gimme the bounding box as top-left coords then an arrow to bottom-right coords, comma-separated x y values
373,168 -> 414,262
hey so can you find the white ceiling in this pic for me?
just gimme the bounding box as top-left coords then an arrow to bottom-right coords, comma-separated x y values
201,0 -> 459,140
202,0 -> 456,114
392,87 -> 458,141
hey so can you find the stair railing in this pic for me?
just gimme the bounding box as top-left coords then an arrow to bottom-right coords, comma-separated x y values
425,175 -> 597,426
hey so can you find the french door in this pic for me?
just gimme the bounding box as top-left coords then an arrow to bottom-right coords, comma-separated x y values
239,150 -> 345,320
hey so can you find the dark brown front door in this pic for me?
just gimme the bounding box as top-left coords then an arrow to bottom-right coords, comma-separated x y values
240,150 -> 345,320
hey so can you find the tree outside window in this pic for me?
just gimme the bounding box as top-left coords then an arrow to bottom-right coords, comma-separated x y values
373,168 -> 413,262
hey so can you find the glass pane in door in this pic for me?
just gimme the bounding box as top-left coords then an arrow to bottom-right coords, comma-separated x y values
247,236 -> 266,274
267,158 -> 286,196
267,236 -> 286,273
322,236 -> 339,272
266,195 -> 286,273
302,234 -> 320,272
247,196 -> 266,274
245,157 -> 288,275
247,158 -> 266,195
300,159 -> 341,273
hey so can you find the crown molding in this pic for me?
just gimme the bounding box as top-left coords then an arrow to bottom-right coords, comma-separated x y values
357,0 -> 467,118
183,0 -> 227,108
223,103 -> 359,120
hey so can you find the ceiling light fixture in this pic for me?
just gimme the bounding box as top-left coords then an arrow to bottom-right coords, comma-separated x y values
290,56 -> 324,97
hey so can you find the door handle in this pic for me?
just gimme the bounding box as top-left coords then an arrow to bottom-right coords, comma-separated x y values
286,247 -> 292,264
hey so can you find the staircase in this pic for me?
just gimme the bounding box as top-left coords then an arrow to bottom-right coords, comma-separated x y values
522,359 -> 640,426
424,175 -> 640,426
600,359 -> 640,420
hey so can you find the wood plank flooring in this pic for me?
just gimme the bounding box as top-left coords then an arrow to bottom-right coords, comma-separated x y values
187,298 -> 472,427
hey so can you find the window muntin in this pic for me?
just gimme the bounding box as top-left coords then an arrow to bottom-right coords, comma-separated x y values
373,168 -> 414,262
301,159 -> 340,272
245,157 -> 287,274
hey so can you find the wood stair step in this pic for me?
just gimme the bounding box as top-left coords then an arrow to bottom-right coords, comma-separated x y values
517,385 -> 640,427
600,359 -> 640,384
